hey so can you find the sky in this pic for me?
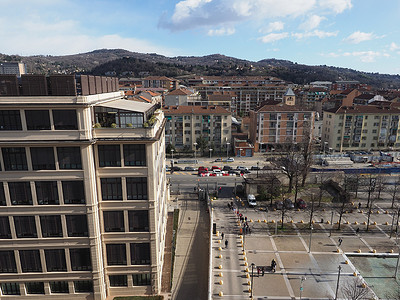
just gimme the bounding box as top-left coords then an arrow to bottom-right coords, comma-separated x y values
1,0 -> 400,75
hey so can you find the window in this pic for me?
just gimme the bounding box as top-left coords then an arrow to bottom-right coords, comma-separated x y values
1,283 -> 20,295
66,215 -> 88,237
19,250 -> 42,272
0,216 -> 11,239
123,144 -> 146,166
106,244 -> 127,265
49,281 -> 69,294
25,282 -> 45,294
0,250 -> 17,273
372,129 -> 377,133
40,215 -> 63,238
109,275 -> 128,287
45,249 -> 67,272
74,281 -> 93,293
35,181 -> 59,205
130,243 -> 150,265
132,273 -> 151,286
69,248 -> 92,271
53,110 -> 78,130
14,216 -> 37,238
9,182 -> 32,205
128,211 -> 149,232
0,183 -> 5,206
57,147 -> 82,169
0,110 -> 22,130
373,123 -> 379,126
2,147 -> 28,170
126,177 -> 148,200
31,147 -> 55,170
62,181 -> 85,204
103,211 -> 124,232
101,178 -> 122,200
25,110 -> 50,130
98,145 -> 121,167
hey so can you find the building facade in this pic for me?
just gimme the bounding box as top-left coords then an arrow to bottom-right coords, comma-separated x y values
0,62 -> 26,77
322,105 -> 400,152
0,75 -> 168,299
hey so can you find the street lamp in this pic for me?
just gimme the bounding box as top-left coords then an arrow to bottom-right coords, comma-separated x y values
226,142 -> 230,159
171,149 -> 174,160
334,266 -> 342,300
300,276 -> 306,300
308,225 -> 313,253
209,148 -> 213,159
250,262 -> 255,299
257,161 -> 259,178
193,142 -> 198,162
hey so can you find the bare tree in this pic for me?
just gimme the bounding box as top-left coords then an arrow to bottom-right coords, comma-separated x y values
336,175 -> 352,230
298,130 -> 314,187
341,277 -> 373,300
366,193 -> 378,231
388,176 -> 400,209
272,144 -> 302,193
316,170 -> 331,207
374,175 -> 386,200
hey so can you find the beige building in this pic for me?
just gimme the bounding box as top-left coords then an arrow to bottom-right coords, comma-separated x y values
322,105 -> 400,152
0,75 -> 168,299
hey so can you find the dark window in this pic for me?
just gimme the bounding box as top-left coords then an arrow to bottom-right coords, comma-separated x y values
109,275 -> 127,287
70,248 -> 92,271
9,182 -> 32,205
49,281 -> 69,293
40,215 -> 63,238
31,147 -> 55,170
19,250 -> 42,272
35,181 -> 59,205
25,282 -> 45,294
128,211 -> 149,232
0,110 -> 22,130
98,145 -> 121,167
106,244 -> 126,265
0,183 -> 5,206
1,283 -> 20,295
52,110 -> 78,130
25,110 -> 50,130
132,273 -> 151,286
45,249 -> 67,272
14,216 -> 37,238
0,216 -> 11,239
123,144 -> 146,166
57,147 -> 82,169
103,211 -> 124,232
126,177 -> 148,200
130,243 -> 150,265
101,178 -> 122,200
62,181 -> 85,204
66,215 -> 88,237
2,147 -> 28,170
0,250 -> 17,273
74,281 -> 93,293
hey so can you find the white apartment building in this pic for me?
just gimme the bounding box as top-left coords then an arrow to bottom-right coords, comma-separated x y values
0,74 -> 168,299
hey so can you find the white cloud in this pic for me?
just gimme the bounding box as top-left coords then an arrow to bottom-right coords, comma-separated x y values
319,0 -> 352,14
343,31 -> 375,44
299,15 -> 325,31
324,50 -> 389,63
259,21 -> 285,33
258,32 -> 289,43
293,30 -> 338,39
390,42 -> 400,51
172,0 -> 213,23
207,27 -> 235,36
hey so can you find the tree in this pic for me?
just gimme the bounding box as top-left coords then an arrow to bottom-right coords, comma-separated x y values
388,176 -> 400,209
341,278 -> 372,300
196,136 -> 208,156
298,127 -> 314,187
166,143 -> 175,155
272,144 -> 302,193
336,175 -> 352,230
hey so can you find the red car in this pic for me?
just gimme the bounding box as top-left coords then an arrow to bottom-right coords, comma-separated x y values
295,199 -> 307,209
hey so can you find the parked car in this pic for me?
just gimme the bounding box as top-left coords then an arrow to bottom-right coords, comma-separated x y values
236,166 -> 249,171
166,166 -> 171,172
250,166 -> 260,170
211,166 -> 221,170
228,170 -> 240,175
295,199 -> 307,209
247,194 -> 257,207
198,166 -> 208,175
226,157 -> 235,162
172,166 -> 182,171
223,166 -> 233,171
284,198 -> 294,209
275,201 -> 283,210
213,169 -> 223,174
215,158 -> 223,162
184,166 -> 196,171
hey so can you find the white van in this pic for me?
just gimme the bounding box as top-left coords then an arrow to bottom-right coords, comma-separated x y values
247,194 -> 257,207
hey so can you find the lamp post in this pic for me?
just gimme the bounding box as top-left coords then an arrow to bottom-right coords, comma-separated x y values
308,225 -> 313,253
257,161 -> 259,178
193,142 -> 198,163
335,265 -> 342,300
250,262 -> 255,299
300,276 -> 306,300
209,148 -> 213,159
171,149 -> 174,160
226,142 -> 230,159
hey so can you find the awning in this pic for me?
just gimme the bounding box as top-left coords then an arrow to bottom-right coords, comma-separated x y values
97,99 -> 155,113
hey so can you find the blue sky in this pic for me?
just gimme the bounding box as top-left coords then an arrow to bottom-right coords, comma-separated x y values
1,0 -> 400,75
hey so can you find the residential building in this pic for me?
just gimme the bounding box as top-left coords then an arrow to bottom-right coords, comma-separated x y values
249,104 -> 315,152
0,74 -> 168,299
163,106 -> 231,152
164,88 -> 200,106
142,76 -> 178,91
0,62 -> 26,77
322,105 -> 400,152
300,87 -> 328,110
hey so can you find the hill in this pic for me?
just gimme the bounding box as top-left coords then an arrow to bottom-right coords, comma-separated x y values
1,49 -> 399,89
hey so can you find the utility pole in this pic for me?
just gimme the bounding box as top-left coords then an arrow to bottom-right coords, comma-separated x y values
335,265 -> 342,300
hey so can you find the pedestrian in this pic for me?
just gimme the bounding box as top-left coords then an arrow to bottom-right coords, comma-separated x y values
245,216 -> 247,222
225,239 -> 228,248
358,202 -> 362,209
262,267 -> 265,276
248,227 -> 251,234
228,203 -> 231,210
230,201 -> 234,209
356,227 -> 360,234
257,267 -> 260,276
221,232 -> 224,240
338,237 -> 343,246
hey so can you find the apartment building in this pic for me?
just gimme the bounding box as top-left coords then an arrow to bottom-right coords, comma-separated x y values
322,105 -> 400,152
249,104 -> 315,152
164,88 -> 200,106
142,76 -> 178,91
163,106 -> 231,152
0,62 -> 26,77
0,75 -> 168,299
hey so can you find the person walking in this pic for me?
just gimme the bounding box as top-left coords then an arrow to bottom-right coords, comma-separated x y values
225,239 -> 228,248
338,237 -> 343,246
221,232 -> 224,240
